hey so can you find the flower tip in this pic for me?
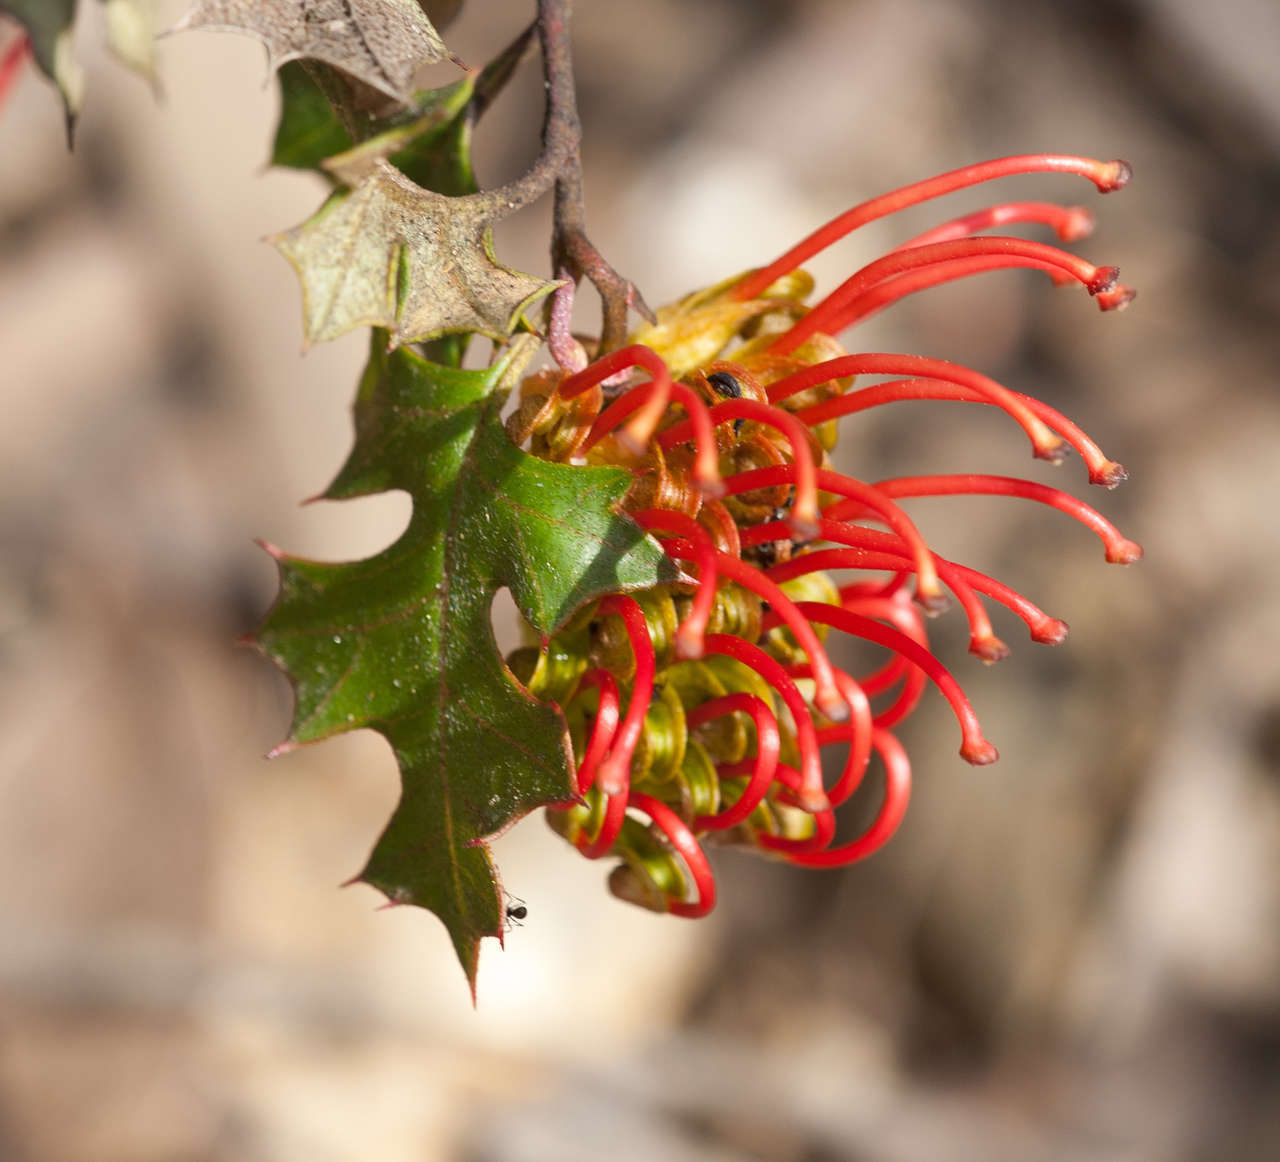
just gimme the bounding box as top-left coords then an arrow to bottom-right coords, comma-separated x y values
1097,159 -> 1133,192
696,470 -> 726,500
815,688 -> 851,722
961,739 -> 999,766
597,760 -> 628,797
1056,206 -> 1096,242
1091,460 -> 1129,489
1107,539 -> 1144,565
1031,617 -> 1071,645
970,635 -> 1012,664
788,511 -> 821,540
916,587 -> 951,617
1096,285 -> 1137,312
674,626 -> 706,660
795,786 -> 832,814
1087,265 -> 1121,296
1034,435 -> 1070,466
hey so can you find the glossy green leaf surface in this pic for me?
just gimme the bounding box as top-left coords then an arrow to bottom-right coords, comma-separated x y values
254,337 -> 675,986
271,62 -> 354,171
1,0 -> 82,135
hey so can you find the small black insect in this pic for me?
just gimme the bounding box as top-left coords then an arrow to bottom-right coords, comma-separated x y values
706,370 -> 746,434
504,896 -> 527,927
706,370 -> 744,399
743,505 -> 801,569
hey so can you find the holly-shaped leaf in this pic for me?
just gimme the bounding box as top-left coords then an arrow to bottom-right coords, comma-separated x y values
271,160 -> 557,347
253,336 -> 675,988
173,0 -> 451,104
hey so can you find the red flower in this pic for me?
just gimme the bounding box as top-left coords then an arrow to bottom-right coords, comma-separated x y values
506,153 -> 1141,916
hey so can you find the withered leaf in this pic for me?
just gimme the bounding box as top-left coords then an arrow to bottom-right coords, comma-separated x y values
173,0 -> 451,104
272,161 -> 558,347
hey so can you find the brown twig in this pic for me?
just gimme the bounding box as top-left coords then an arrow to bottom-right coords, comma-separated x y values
493,0 -> 651,354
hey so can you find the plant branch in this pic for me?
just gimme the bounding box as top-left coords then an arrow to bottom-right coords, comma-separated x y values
493,0 -> 651,354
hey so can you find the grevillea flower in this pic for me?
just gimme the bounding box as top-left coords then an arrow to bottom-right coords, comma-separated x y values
505,154 -> 1141,917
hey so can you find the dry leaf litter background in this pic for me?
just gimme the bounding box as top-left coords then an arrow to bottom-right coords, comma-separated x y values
0,1 -> 1277,1160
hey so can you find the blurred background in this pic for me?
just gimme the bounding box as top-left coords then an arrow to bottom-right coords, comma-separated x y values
1,1 -> 1278,1159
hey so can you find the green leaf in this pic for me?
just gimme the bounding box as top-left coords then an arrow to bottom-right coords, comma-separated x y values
270,17 -> 534,193
253,337 -> 676,988
271,161 -> 558,347
271,62 -> 354,171
321,72 -> 474,186
1,0 -> 83,139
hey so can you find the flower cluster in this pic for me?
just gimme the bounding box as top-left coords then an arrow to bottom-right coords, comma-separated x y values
505,154 -> 1140,916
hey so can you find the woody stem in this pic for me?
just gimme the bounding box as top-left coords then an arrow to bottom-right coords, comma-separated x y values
498,0 -> 650,353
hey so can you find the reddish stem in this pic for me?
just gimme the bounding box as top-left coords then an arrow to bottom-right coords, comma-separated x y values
663,539 -> 846,721
0,32 -> 30,113
632,510 -> 719,659
563,345 -> 720,490
688,694 -> 782,830
766,353 -> 1065,464
765,542 -> 1009,662
757,587 -> 928,728
731,154 -> 1130,303
757,764 -> 838,855
794,602 -> 998,764
704,634 -> 829,812
793,377 -> 1127,488
893,201 -> 1096,249
594,595 -> 657,795
826,256 -> 1073,331
837,592 -> 931,725
790,665 -> 873,808
855,475 -> 1144,563
657,398 -> 823,533
572,669 -> 621,795
575,785 -> 629,860
784,729 -> 912,867
774,236 -> 1121,355
723,465 -> 946,607
629,792 -> 717,917
946,561 -> 1069,645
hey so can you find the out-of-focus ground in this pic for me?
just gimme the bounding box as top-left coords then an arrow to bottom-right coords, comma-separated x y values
1,1 -> 1278,1159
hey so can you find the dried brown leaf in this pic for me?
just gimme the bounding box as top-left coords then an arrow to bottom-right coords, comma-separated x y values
272,161 -> 558,347
173,0 -> 450,103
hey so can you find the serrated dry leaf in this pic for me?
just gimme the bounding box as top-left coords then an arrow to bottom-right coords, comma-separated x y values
272,161 -> 558,347
417,0 -> 461,29
173,0 -> 450,103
